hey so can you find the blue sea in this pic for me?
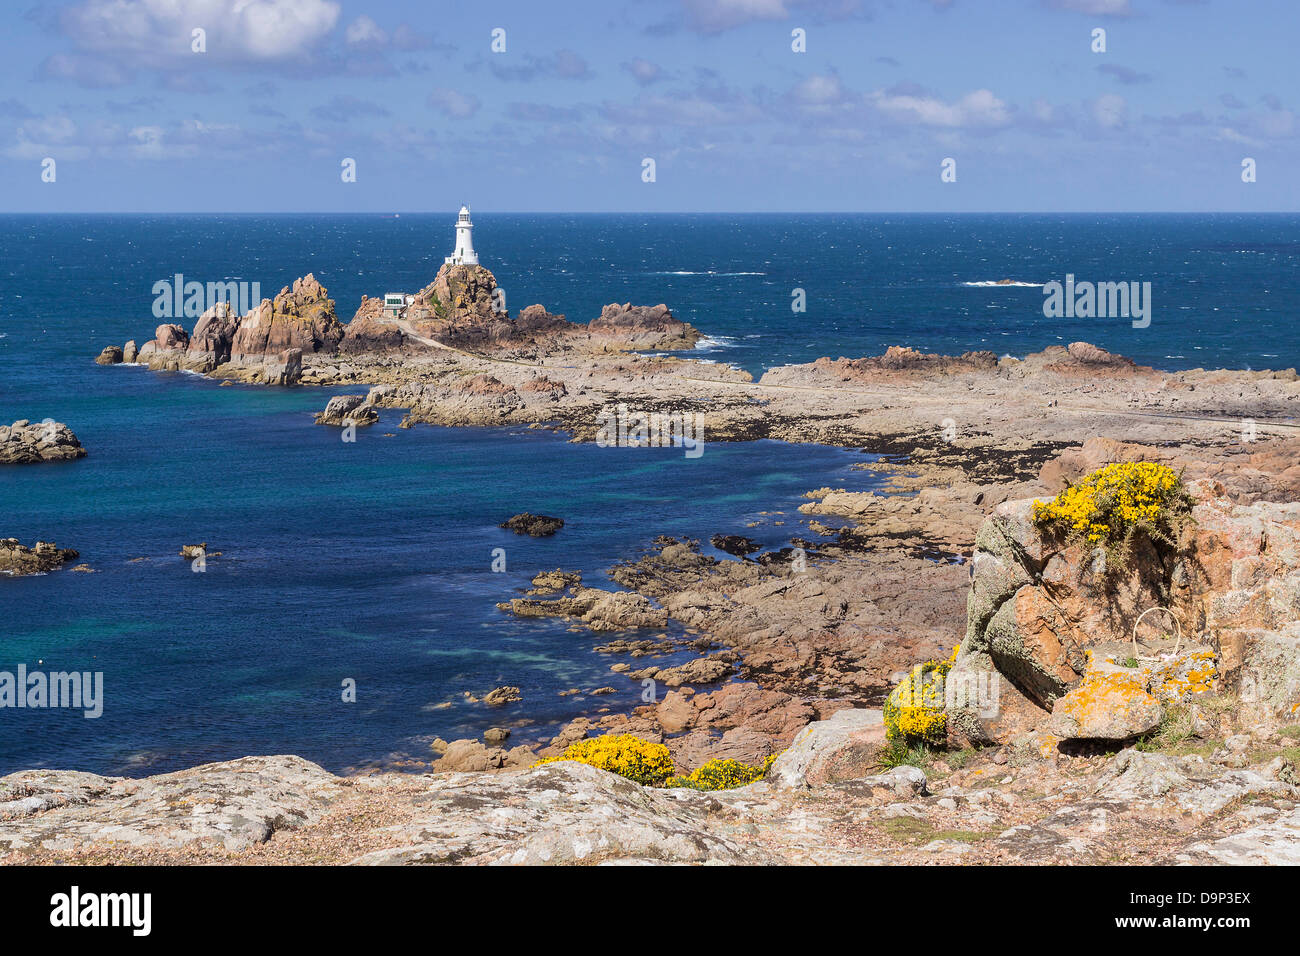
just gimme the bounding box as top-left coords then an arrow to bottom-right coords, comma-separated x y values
1,213 -> 1297,776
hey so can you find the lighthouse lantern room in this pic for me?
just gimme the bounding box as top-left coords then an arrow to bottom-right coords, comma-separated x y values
444,205 -> 478,266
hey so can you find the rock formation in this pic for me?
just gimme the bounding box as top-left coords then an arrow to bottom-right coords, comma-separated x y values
0,539 -> 79,576
314,395 -> 378,427
230,275 -> 343,364
500,512 -> 564,536
589,302 -> 701,350
948,477 -> 1300,750
105,265 -> 701,388
0,420 -> 87,464
114,275 -> 342,382
186,302 -> 241,371
340,297 -> 408,353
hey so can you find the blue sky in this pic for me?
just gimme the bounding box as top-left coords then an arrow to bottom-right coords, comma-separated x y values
1,0 -> 1295,212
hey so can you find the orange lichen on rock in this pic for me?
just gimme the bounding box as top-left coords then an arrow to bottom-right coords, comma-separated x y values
1143,650 -> 1219,703
1047,647 -> 1220,741
1047,655 -> 1163,741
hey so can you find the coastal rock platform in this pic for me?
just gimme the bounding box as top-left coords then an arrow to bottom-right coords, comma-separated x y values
4,715 -> 1298,865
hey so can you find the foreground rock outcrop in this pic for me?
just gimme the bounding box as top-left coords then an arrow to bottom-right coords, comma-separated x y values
949,477 -> 1300,750
5,704 -> 1298,865
0,420 -> 86,464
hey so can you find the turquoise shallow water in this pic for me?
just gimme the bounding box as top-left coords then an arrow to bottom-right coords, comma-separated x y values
1,213 -> 1296,775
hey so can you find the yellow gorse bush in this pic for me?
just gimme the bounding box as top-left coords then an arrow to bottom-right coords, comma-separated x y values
1032,461 -> 1192,551
534,735 -> 779,790
665,754 -> 778,791
884,645 -> 959,747
533,733 -> 675,786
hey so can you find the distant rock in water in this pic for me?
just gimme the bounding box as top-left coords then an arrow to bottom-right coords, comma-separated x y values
501,513 -> 565,537
0,420 -> 87,464
314,394 -> 378,427
710,534 -> 761,557
108,262 -> 705,391
483,685 -> 522,706
0,539 -> 79,576
528,568 -> 581,595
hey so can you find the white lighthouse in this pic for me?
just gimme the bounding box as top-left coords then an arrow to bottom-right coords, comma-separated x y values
444,205 -> 478,266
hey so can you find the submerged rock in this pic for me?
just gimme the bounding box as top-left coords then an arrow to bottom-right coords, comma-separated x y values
710,534 -> 760,557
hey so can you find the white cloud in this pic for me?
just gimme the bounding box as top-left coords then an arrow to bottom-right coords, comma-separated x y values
428,88 -> 481,119
38,52 -> 133,88
868,87 -> 1011,128
1029,97 -> 1056,123
344,14 -> 386,48
623,58 -> 664,86
601,93 -> 762,127
5,115 -> 90,159
682,0 -> 790,33
129,125 -> 167,158
56,0 -> 341,64
677,0 -> 864,33
22,115 -> 80,144
1258,108 -> 1295,138
1215,127 -> 1259,146
793,73 -> 848,105
1048,0 -> 1132,14
1092,92 -> 1127,129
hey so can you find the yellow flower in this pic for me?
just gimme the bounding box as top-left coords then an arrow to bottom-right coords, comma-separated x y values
533,733 -> 674,786
884,653 -> 955,746
1032,462 -> 1189,553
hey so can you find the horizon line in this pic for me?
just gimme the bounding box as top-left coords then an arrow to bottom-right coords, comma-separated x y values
1,210 -> 1297,216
